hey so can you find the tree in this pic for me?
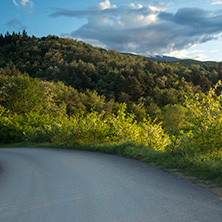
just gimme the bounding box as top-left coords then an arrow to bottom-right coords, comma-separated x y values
1,74 -> 45,114
22,30 -> 29,41
161,104 -> 188,133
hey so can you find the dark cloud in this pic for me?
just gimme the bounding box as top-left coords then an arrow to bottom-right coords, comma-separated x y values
159,8 -> 222,29
7,19 -> 26,30
49,6 -> 150,18
49,1 -> 222,55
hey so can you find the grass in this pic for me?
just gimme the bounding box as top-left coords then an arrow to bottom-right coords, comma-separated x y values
1,141 -> 222,187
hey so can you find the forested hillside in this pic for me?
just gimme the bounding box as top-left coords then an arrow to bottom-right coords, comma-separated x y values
1,31 -> 222,115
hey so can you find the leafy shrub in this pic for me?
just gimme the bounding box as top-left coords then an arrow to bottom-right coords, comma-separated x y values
160,104 -> 189,133
0,101 -> 170,151
0,115 -> 29,143
178,81 -> 222,154
59,104 -> 171,151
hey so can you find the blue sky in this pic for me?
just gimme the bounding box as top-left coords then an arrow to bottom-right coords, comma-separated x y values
1,0 -> 222,61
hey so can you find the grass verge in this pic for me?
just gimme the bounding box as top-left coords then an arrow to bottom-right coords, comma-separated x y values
1,142 -> 222,188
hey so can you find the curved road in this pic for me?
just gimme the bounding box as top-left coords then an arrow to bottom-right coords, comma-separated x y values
0,148 -> 222,222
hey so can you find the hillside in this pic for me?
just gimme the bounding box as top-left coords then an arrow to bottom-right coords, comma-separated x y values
179,59 -> 219,66
1,31 -> 222,115
150,55 -> 181,62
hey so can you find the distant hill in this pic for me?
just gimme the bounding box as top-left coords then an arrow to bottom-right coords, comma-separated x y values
121,52 -> 220,66
179,59 -> 219,66
150,55 -> 181,62
122,53 -> 181,62
151,56 -> 221,66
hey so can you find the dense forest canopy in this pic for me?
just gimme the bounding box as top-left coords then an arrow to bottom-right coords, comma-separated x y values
1,31 -> 222,116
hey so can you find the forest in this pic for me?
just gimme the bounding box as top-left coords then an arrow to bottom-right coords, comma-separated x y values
0,31 -> 222,184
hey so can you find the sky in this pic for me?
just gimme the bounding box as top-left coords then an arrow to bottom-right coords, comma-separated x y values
1,0 -> 222,61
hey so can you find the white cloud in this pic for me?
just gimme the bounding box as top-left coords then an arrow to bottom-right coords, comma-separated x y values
211,1 -> 222,5
98,0 -> 116,10
120,13 -> 158,29
149,5 -> 165,12
51,1 -> 222,56
193,54 -> 207,60
129,3 -> 143,9
164,50 -> 191,59
149,2 -> 171,12
164,50 -> 207,61
13,0 -> 33,7
21,0 -> 33,7
190,50 -> 204,54
210,49 -> 219,53
13,0 -> 19,7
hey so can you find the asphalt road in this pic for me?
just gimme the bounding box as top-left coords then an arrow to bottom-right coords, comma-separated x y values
0,148 -> 222,222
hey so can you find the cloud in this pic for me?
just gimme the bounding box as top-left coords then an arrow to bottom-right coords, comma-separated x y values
129,3 -> 143,9
21,0 -> 33,7
210,49 -> 219,53
193,54 -> 207,60
98,0 -> 116,9
191,50 -> 204,53
164,50 -> 191,59
50,0 -> 222,56
13,0 -> 33,7
13,0 -> 19,7
211,1 -> 222,5
164,49 -> 207,61
7,19 -> 26,30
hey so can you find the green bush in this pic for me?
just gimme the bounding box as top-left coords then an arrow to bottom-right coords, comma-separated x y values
58,104 -> 171,151
0,102 -> 170,150
161,104 -> 189,133
177,81 -> 222,154
0,115 -> 28,143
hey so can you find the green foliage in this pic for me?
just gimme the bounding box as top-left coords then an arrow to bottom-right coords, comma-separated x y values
0,115 -> 29,143
160,104 -> 189,133
0,68 -> 118,118
172,81 -> 222,155
3,110 -> 56,144
0,103 -> 170,151
57,103 -> 170,151
79,89 -> 106,113
0,31 -> 215,114
0,74 -> 45,114
0,105 -> 7,117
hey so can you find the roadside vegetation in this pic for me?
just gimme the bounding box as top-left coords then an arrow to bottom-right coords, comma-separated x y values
0,31 -> 222,186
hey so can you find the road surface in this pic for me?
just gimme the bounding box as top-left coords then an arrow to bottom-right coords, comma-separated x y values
0,147 -> 222,222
